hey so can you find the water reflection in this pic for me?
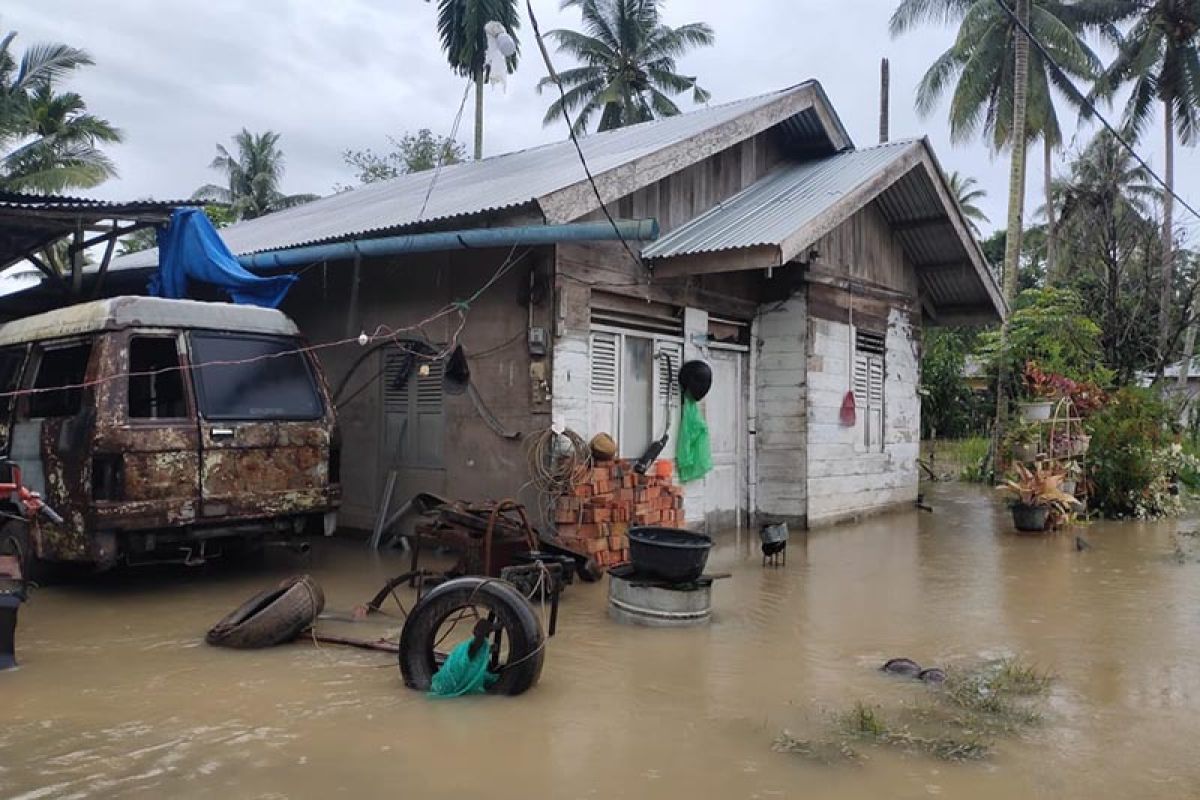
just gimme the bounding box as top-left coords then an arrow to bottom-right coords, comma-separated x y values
3,484 -> 1200,798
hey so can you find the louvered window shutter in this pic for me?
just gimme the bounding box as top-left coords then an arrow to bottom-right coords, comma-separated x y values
382,353 -> 444,468
589,332 -> 620,441
854,330 -> 887,451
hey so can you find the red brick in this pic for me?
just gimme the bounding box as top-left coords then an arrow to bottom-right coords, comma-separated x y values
611,522 -> 629,535
585,538 -> 608,554
557,524 -> 579,538
558,535 -> 585,552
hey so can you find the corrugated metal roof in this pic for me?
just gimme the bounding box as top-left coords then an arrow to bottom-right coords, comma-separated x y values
642,138 -> 1004,319
0,193 -> 189,271
0,192 -> 190,212
114,80 -> 847,271
643,140 -> 920,259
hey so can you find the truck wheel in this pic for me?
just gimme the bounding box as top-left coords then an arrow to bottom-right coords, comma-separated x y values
399,576 -> 545,696
0,520 -> 53,585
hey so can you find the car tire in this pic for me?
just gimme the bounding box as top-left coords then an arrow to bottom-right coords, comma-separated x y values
205,575 -> 325,649
399,576 -> 544,696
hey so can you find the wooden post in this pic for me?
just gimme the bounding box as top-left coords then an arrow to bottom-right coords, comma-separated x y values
879,58 -> 890,145
71,221 -> 84,296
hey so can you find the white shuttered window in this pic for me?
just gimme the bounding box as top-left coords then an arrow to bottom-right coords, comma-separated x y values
588,330 -> 682,459
854,330 -> 886,452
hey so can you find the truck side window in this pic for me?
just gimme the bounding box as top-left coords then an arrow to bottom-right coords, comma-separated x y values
0,349 -> 24,396
129,337 -> 187,419
28,342 -> 92,418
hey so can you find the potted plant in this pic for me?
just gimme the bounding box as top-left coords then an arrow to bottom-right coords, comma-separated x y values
998,462 -> 1077,533
1006,419 -> 1041,463
1018,362 -> 1057,421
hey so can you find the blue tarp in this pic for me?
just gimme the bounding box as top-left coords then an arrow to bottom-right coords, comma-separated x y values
148,208 -> 296,308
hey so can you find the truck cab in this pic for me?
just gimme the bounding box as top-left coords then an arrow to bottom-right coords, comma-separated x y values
0,297 -> 340,574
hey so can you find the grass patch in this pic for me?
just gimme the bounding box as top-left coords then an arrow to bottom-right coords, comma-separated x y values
774,658 -> 1050,766
943,658 -> 1050,722
921,437 -> 991,483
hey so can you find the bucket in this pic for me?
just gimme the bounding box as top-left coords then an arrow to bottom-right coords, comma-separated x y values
760,522 -> 789,545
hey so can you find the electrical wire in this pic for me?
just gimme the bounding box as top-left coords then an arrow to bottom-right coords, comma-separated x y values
417,79 -> 474,222
990,0 -> 1200,226
524,0 -> 648,274
0,246 -> 530,402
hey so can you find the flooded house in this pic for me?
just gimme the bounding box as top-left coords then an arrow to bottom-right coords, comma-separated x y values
2,80 -> 1003,533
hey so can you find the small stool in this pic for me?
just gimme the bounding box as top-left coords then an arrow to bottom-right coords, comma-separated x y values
0,555 -> 25,671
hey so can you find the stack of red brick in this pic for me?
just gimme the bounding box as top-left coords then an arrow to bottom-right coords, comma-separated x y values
554,459 -> 685,568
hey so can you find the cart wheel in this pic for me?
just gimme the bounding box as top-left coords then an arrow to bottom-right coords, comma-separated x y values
399,576 -> 544,696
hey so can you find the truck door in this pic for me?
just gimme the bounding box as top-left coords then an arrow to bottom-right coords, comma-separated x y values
187,331 -> 329,521
92,331 -> 200,530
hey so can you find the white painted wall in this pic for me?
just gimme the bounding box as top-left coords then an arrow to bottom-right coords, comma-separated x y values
805,307 -> 920,526
552,330 -> 591,434
754,292 -> 808,521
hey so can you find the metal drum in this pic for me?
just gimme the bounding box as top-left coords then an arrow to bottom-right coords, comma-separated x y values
607,571 -> 713,627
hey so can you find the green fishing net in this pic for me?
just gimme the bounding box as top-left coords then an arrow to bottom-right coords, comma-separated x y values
676,396 -> 713,483
428,638 -> 499,698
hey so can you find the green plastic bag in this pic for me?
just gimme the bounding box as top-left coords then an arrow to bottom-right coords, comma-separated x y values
676,396 -> 713,483
428,639 -> 499,698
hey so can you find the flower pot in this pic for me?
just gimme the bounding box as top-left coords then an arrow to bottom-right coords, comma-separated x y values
1019,401 -> 1053,422
1062,479 -> 1077,496
1011,503 -> 1049,533
1011,443 -> 1039,462
1072,436 -> 1091,457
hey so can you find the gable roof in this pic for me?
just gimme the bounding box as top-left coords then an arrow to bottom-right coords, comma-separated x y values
114,81 -> 851,271
644,138 -> 1005,323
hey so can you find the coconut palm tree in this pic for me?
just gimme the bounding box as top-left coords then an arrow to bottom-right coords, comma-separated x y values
437,0 -> 520,160
1,84 -> 121,192
0,28 -> 121,193
890,0 -> 1112,284
537,0 -> 714,135
193,129 -> 318,221
949,171 -> 991,236
1084,0 -> 1200,377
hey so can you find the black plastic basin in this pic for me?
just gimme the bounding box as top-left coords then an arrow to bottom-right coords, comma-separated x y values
628,527 -> 713,583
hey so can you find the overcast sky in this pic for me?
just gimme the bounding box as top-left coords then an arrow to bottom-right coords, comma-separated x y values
9,0 -> 1200,246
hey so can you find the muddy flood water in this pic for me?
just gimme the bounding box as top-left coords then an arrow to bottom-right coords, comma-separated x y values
5,482 -> 1200,799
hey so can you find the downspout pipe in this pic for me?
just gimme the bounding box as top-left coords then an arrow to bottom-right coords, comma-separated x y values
237,219 -> 659,271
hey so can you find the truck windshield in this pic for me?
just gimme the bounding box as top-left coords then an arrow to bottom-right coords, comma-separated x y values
189,332 -> 322,421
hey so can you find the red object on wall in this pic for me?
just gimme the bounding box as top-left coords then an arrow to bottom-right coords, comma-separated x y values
839,390 -> 857,426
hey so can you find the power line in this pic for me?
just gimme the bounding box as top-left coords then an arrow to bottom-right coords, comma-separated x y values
0,246 -> 528,402
417,79 -> 473,222
990,0 -> 1200,225
523,0 -> 647,273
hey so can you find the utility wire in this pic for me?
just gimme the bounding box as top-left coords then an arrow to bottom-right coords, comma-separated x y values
524,0 -> 648,273
417,79 -> 473,222
990,0 -> 1200,225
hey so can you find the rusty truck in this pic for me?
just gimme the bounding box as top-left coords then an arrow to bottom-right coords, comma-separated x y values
0,297 -> 341,578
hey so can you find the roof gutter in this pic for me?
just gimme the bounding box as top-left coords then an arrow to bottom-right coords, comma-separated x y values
236,219 -> 660,270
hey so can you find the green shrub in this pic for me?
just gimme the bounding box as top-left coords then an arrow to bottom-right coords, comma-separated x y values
976,288 -> 1113,399
1087,387 -> 1192,518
